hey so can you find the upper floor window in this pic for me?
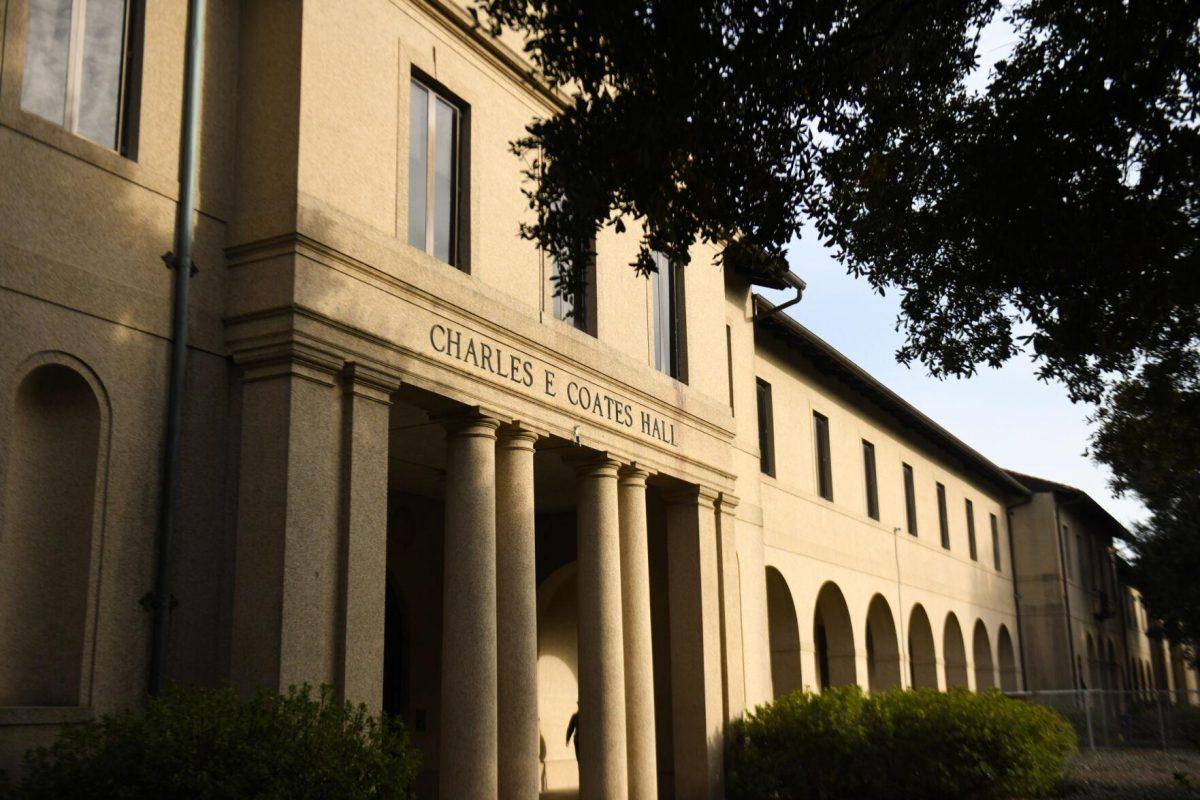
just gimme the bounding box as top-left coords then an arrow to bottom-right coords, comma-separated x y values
21,0 -> 140,153
902,463 -> 917,536
551,254 -> 596,335
862,440 -> 879,520
937,482 -> 950,549
408,76 -> 464,267
965,498 -> 977,561
756,378 -> 775,477
813,411 -> 832,501
651,252 -> 686,381
1062,525 -> 1072,578
990,513 -> 1002,571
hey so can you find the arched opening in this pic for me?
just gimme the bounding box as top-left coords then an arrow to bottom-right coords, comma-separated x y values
972,620 -> 995,691
1106,640 -> 1119,693
813,582 -> 856,690
0,363 -> 102,706
907,605 -> 938,689
943,613 -> 969,690
997,625 -> 1018,692
765,567 -> 802,698
537,562 -> 580,790
865,595 -> 901,692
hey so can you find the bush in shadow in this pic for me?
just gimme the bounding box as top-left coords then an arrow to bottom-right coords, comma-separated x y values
2,684 -> 419,800
727,687 -> 1076,800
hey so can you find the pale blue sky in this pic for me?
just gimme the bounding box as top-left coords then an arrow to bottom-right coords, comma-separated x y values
761,231 -> 1146,530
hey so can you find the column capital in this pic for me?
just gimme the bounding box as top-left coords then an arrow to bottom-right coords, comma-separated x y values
496,421 -> 543,451
618,463 -> 652,486
234,341 -> 345,386
435,407 -> 502,438
563,449 -> 623,478
341,362 -> 401,405
663,484 -> 720,509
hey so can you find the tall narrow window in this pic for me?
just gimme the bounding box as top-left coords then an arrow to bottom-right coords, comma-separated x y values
651,252 -> 687,381
937,483 -> 950,549
756,379 -> 775,477
551,254 -> 595,334
965,499 -> 977,561
813,411 -> 832,501
726,325 -> 735,412
990,513 -> 1002,571
1063,525 -> 1072,578
408,77 -> 463,267
1076,531 -> 1086,585
862,441 -> 879,520
902,463 -> 917,536
21,0 -> 140,152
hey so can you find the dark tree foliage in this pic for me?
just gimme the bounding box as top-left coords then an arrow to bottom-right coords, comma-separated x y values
474,0 -> 1200,652
1094,354 -> 1200,661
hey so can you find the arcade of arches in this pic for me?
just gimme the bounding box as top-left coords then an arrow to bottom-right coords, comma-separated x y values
763,570 -> 1019,697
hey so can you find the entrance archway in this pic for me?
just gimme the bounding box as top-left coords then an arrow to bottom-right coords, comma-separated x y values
813,582 -> 856,689
997,625 -> 1018,692
766,567 -> 802,698
865,595 -> 901,692
943,613 -> 969,689
907,604 -> 938,689
972,620 -> 995,691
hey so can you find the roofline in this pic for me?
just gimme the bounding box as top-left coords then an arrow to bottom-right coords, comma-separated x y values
752,294 -> 1030,498
1005,470 -> 1133,543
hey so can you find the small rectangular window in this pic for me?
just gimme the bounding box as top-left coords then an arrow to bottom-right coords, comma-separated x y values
551,253 -> 595,335
990,513 -> 1002,571
726,325 -> 735,413
965,499 -> 977,561
937,483 -> 950,549
1063,525 -> 1072,579
813,412 -> 832,501
1076,531 -> 1085,584
21,0 -> 141,153
651,252 -> 687,381
756,379 -> 774,477
862,441 -> 879,520
902,463 -> 917,536
409,76 -> 464,267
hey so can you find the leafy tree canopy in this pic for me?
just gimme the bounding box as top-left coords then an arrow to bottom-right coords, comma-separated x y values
474,0 -> 1200,651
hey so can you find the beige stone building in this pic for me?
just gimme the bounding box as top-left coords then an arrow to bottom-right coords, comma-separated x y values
1,1 -> 1197,798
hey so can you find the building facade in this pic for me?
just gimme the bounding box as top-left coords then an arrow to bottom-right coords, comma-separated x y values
1,1 -> 1197,798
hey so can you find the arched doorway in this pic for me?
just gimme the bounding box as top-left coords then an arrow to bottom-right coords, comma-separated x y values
813,582 -> 856,689
766,567 -> 802,698
865,595 -> 901,692
997,625 -> 1018,692
907,605 -> 938,689
943,613 -> 969,689
537,562 -> 580,793
972,620 -> 995,691
0,362 -> 103,706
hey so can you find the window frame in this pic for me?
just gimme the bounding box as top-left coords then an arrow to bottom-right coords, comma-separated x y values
965,498 -> 977,561
813,411 -> 833,501
902,463 -> 917,536
937,482 -> 950,549
408,72 -> 468,270
862,440 -> 879,521
990,512 -> 1002,571
756,378 -> 775,477
13,0 -> 144,157
651,252 -> 687,382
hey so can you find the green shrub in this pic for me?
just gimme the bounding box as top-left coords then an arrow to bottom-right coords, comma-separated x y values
727,687 -> 1076,800
3,684 -> 419,800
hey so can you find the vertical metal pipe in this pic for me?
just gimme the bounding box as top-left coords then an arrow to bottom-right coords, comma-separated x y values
148,0 -> 206,697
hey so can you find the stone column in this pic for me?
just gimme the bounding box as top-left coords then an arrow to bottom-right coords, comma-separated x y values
665,486 -> 725,800
716,493 -> 746,721
338,363 -> 399,710
575,455 -> 629,800
496,424 -> 540,800
231,345 -> 346,695
618,465 -> 657,800
440,411 -> 501,800
738,518 -> 774,708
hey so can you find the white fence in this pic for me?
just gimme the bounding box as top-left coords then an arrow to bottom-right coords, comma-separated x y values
1004,689 -> 1200,751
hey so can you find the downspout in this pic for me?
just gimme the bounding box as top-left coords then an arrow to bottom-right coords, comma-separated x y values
148,0 -> 206,697
1005,495 -> 1032,691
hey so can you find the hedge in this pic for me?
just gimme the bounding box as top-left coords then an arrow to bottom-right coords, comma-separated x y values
1,684 -> 419,800
727,687 -> 1076,800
